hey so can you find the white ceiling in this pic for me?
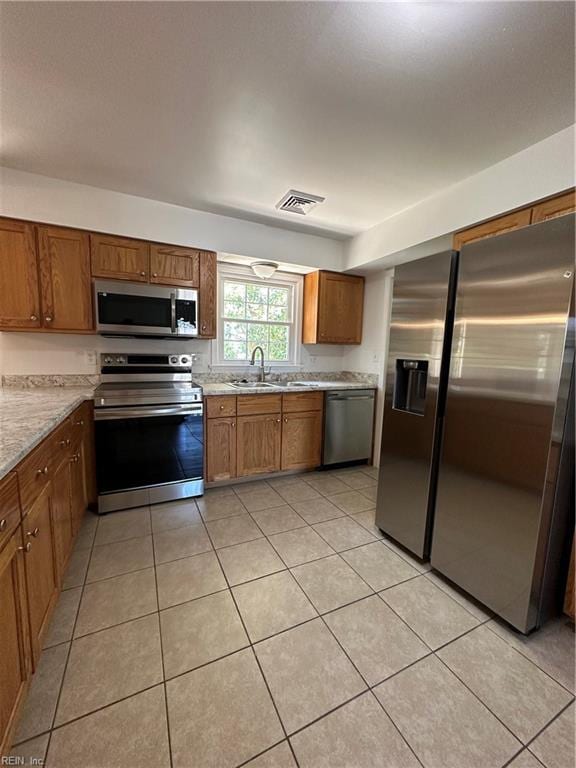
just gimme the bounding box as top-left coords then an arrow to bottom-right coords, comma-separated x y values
1,2 -> 573,238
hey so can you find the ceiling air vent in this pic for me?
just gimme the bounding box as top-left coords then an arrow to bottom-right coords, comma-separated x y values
276,190 -> 325,216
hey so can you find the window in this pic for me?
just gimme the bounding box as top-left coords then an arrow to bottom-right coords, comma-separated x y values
214,266 -> 302,367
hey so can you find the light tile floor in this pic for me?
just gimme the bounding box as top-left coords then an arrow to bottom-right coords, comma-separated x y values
11,468 -> 575,768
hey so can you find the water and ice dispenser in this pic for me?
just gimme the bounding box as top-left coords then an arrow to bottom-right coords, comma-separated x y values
393,360 -> 428,415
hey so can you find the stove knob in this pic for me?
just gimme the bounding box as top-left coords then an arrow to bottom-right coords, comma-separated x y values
115,356 -> 125,364
170,356 -> 179,365
104,356 -> 113,364
181,357 -> 189,365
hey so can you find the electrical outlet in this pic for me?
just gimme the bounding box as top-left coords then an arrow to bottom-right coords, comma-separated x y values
84,350 -> 97,368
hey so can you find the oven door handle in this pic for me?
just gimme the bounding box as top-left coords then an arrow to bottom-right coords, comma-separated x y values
95,404 -> 203,421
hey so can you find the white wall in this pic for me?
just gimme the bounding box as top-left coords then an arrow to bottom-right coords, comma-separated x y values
343,269 -> 394,466
0,167 -> 345,271
346,125 -> 575,269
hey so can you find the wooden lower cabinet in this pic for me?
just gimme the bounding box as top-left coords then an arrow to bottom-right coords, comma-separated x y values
22,484 -> 59,665
51,459 -> 74,584
0,527 -> 31,757
281,411 -> 323,471
236,414 -> 282,477
70,441 -> 88,537
206,418 -> 236,482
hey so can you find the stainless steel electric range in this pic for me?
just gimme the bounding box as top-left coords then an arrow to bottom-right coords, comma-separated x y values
93,353 -> 204,513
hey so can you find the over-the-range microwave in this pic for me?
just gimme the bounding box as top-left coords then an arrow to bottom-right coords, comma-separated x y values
95,280 -> 198,338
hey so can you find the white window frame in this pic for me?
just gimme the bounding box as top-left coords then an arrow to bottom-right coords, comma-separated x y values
211,263 -> 303,369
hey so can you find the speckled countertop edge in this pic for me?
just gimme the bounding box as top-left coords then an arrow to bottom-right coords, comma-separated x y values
200,380 -> 378,395
0,388 -> 95,481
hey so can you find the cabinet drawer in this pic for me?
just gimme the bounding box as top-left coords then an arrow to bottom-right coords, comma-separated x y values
69,401 -> 91,446
282,391 -> 324,413
206,396 -> 237,418
0,473 -> 21,551
237,394 -> 282,416
18,438 -> 54,515
51,420 -> 73,469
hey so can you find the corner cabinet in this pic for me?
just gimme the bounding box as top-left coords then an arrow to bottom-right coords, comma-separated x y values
303,270 -> 364,344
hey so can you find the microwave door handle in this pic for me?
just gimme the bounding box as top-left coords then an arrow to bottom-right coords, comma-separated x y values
170,293 -> 177,334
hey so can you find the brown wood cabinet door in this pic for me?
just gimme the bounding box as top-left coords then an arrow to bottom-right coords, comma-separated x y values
150,245 -> 200,287
281,411 -> 322,471
51,460 -> 73,585
532,191 -> 576,224
70,442 -> 88,537
236,414 -> 281,477
317,272 -> 364,344
0,218 -> 41,329
0,527 -> 31,755
206,417 -> 237,482
453,209 -> 532,250
564,536 -> 575,620
90,234 -> 149,282
198,251 -> 217,337
22,485 -> 58,664
37,225 -> 93,331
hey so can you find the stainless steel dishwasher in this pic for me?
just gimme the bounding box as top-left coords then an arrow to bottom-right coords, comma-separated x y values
323,389 -> 375,466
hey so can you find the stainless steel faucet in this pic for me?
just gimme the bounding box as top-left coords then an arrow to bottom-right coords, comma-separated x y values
250,346 -> 267,382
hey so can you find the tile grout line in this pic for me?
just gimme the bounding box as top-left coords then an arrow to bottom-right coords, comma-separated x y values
40,508 -> 101,762
201,517 -> 302,768
149,506 -> 175,768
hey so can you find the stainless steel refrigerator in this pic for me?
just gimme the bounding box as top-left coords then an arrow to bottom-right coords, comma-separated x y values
376,214 -> 574,633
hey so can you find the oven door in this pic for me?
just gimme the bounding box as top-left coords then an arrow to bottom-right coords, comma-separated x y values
95,280 -> 198,337
95,403 -> 204,511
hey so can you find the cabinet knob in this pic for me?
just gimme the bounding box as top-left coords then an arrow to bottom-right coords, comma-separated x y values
0,518 -> 6,532
276,418 -> 281,423
219,405 -> 225,410
70,454 -> 79,463
18,542 -> 32,553
27,527 -> 40,538
45,316 -> 53,322
284,418 -> 288,423
202,324 -> 207,331
36,466 -> 49,477
30,315 -> 37,321
231,422 -> 236,427
153,272 -> 158,277
140,271 -> 146,276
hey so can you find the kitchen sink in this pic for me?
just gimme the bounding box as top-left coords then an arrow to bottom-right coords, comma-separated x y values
285,381 -> 321,388
228,381 -> 279,389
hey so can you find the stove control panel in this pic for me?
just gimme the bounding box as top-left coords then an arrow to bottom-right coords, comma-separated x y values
100,353 -> 195,369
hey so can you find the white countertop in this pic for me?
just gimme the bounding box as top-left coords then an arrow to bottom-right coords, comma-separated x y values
0,388 -> 94,481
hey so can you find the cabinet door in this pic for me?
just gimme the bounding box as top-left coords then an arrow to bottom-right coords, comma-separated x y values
532,191 -> 576,224
0,528 -> 31,756
90,234 -> 149,282
281,411 -> 323,471
317,272 -> 364,344
37,225 -> 93,331
51,460 -> 73,585
22,485 -> 58,664
150,245 -> 200,287
0,218 -> 41,329
453,209 -> 532,250
206,417 -> 236,482
236,415 -> 281,477
70,442 -> 88,537
198,251 -> 217,337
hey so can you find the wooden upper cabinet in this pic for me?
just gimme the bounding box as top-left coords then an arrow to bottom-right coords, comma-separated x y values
90,234 -> 149,282
0,219 -> 41,329
37,226 -> 93,332
453,209 -> 532,251
532,191 -> 576,224
281,410 -> 323,471
198,251 -> 217,338
150,244 -> 200,287
303,270 -> 364,345
236,414 -> 281,477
